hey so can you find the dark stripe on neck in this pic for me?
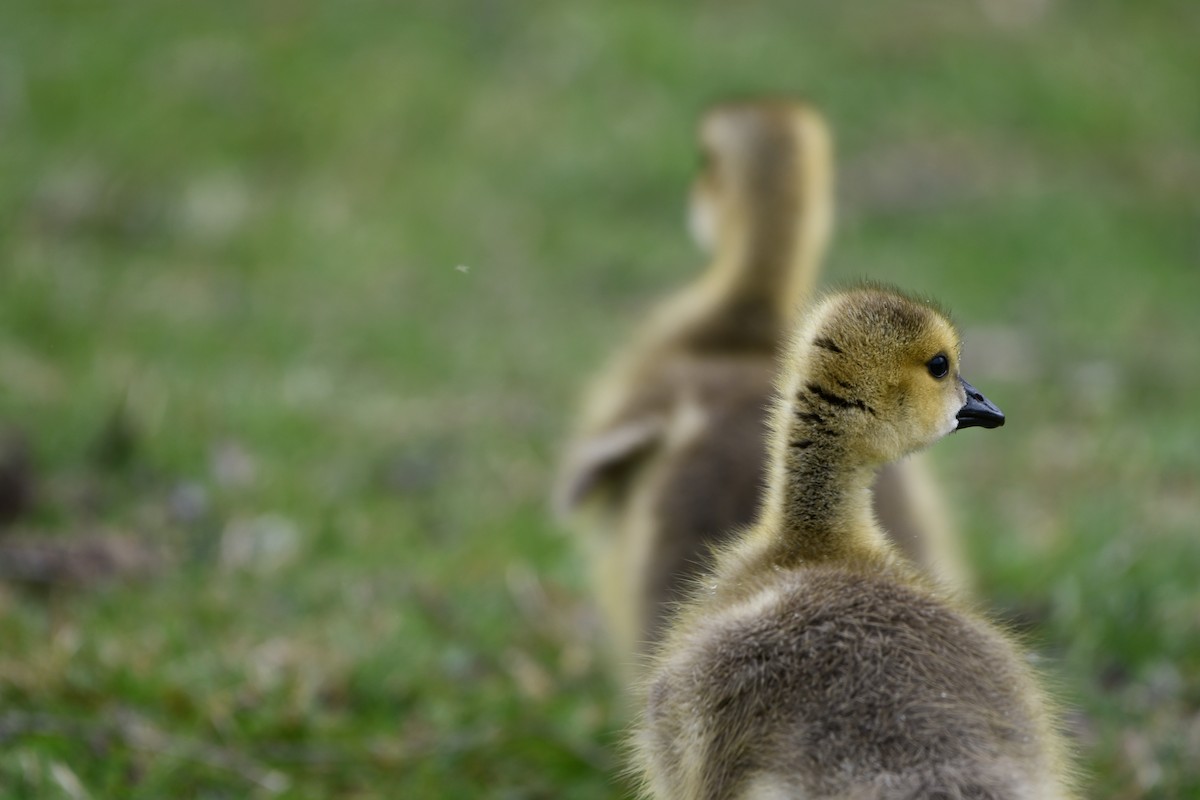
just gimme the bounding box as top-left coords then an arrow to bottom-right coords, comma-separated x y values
813,336 -> 843,354
793,409 -> 825,424
805,382 -> 877,416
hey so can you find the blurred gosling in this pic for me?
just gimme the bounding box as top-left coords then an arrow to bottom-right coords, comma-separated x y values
555,99 -> 964,673
634,287 -> 1075,800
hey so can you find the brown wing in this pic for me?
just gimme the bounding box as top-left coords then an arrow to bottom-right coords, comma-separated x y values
553,414 -> 666,519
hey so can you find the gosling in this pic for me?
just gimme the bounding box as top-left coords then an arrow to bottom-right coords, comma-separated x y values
556,100 -> 962,669
634,287 -> 1075,800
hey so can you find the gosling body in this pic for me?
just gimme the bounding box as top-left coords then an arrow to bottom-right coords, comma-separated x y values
635,288 -> 1075,800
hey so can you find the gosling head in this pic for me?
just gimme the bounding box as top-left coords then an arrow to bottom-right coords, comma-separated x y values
687,98 -> 831,254
788,287 -> 1005,467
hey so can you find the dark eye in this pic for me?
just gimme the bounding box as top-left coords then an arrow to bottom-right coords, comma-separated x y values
927,353 -> 949,379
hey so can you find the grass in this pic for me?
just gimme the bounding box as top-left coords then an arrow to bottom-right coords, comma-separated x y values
1,1 -> 1198,797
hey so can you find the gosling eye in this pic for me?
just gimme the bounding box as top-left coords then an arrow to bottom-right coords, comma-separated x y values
926,353 -> 950,380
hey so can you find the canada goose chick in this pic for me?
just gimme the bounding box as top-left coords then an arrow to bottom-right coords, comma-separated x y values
559,102 -> 966,675
635,287 -> 1075,800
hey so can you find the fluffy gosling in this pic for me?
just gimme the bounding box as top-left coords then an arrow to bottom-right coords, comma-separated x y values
634,287 -> 1075,800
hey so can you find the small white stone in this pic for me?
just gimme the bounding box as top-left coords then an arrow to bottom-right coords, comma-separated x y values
211,441 -> 258,489
219,514 -> 301,573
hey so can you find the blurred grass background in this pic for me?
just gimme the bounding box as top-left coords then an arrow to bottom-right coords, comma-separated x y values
1,1 -> 1198,797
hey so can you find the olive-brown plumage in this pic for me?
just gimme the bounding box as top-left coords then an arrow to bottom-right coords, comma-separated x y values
556,100 -> 963,672
634,288 -> 1075,800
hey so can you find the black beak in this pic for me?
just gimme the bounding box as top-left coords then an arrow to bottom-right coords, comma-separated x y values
956,378 -> 1005,430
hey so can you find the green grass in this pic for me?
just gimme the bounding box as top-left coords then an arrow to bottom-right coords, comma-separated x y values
1,1 -> 1198,797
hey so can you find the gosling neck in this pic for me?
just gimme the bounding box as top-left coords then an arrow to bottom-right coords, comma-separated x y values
706,176 -> 827,330
760,385 -> 884,564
